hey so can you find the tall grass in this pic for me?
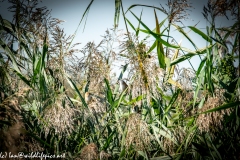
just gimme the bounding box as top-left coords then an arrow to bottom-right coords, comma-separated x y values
0,0 -> 239,159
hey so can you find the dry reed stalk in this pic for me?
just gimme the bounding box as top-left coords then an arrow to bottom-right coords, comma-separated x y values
196,89 -> 232,135
79,143 -> 99,160
125,113 -> 154,151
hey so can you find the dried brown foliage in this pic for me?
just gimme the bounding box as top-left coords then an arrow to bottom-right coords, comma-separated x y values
0,88 -> 43,153
82,42 -> 111,95
160,126 -> 189,154
160,0 -> 192,24
41,93 -> 78,135
125,113 -> 154,151
208,0 -> 239,19
79,143 -> 99,160
196,89 -> 233,135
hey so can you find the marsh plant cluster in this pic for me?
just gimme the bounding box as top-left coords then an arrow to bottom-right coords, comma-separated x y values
0,0 -> 239,159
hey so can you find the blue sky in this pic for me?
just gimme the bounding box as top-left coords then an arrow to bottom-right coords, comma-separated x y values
0,0 -> 236,71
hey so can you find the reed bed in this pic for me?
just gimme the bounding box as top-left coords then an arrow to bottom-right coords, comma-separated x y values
0,0 -> 239,159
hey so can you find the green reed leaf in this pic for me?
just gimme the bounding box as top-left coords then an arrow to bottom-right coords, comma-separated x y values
188,26 -> 212,43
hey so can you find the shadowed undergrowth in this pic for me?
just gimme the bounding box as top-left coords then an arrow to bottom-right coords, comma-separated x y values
0,0 -> 239,159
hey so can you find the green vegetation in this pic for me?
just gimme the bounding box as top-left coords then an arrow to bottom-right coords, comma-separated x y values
0,0 -> 239,159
